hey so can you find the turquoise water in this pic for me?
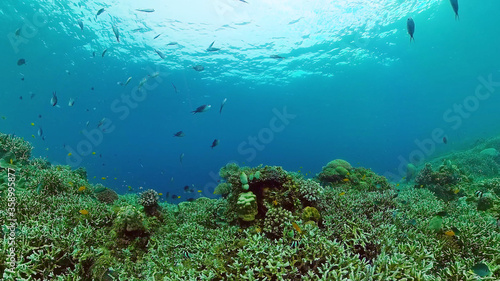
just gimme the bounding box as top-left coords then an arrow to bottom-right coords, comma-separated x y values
2,0 -> 500,200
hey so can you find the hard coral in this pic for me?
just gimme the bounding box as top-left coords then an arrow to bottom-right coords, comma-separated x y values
139,189 -> 161,217
317,159 -> 353,184
94,187 -> 118,204
263,206 -> 294,239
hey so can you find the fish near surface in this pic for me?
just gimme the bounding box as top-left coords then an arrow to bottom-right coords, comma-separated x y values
112,24 -> 120,42
407,18 -> 415,42
450,0 -> 459,20
211,139 -> 219,149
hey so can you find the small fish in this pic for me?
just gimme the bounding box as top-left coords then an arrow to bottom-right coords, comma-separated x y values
79,209 -> 89,215
407,18 -> 415,42
138,77 -> 147,88
475,190 -> 483,198
37,127 -> 43,137
180,153 -> 185,164
444,230 -> 455,237
339,192 -> 346,196
86,121 -> 90,127
136,8 -> 155,13
167,42 -> 178,46
15,28 -> 21,36
158,193 -> 163,196
206,41 -> 220,52
211,139 -> 219,149
184,185 -> 191,192
192,104 -> 211,114
197,190 -> 202,193
51,91 -> 58,106
102,49 -> 107,57
112,24 -> 120,42
97,118 -> 106,128
450,0 -> 459,20
19,96 -> 23,100
193,65 -> 204,71
343,178 -> 349,182
68,98 -> 75,106
171,82 -> 178,93
125,77 -> 132,86
68,153 -> 72,156
292,222 -> 302,234
155,49 -> 165,59
149,72 -> 160,78
219,98 -> 227,114
173,131 -> 185,137
272,200 -> 278,205
453,188 -> 460,194
96,8 -> 105,19
93,51 -> 96,57
101,177 -> 106,180
77,19 -> 84,31
443,137 -> 448,144
10,159 -> 13,165
177,195 -> 181,199
270,55 -> 285,59
153,33 -> 162,39
78,186 -> 86,192
17,59 -> 26,66
92,152 -> 96,155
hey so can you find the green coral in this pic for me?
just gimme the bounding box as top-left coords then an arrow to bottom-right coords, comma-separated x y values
236,192 -> 258,221
317,159 -> 352,183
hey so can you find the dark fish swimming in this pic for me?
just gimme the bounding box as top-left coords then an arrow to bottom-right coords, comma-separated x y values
50,92 -> 57,106
167,42 -> 178,46
206,41 -> 220,52
96,8 -> 105,19
270,55 -> 285,59
17,59 -> 26,66
191,105 -> 211,114
153,33 -> 162,39
450,0 -> 459,20
211,139 -> 219,149
219,98 -> 227,114
407,18 -> 415,42
102,49 -> 107,57
77,19 -> 84,31
173,131 -> 185,137
38,127 -> 43,137
443,137 -> 448,144
193,65 -> 204,71
136,8 -> 155,13
171,82 -> 178,93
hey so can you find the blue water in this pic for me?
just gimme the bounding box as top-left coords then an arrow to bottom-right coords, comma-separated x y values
2,0 -> 500,200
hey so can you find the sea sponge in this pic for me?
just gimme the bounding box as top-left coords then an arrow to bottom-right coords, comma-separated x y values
236,192 -> 258,221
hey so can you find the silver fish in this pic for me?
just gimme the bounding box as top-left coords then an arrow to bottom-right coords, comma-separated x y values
38,127 -> 43,137
180,153 -> 184,164
68,98 -> 75,106
51,91 -> 57,106
124,77 -> 132,86
155,49 -> 165,59
219,98 -> 227,114
112,24 -> 120,42
102,49 -> 107,57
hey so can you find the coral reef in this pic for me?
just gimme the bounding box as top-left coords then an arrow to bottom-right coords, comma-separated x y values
1,134 -> 500,280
